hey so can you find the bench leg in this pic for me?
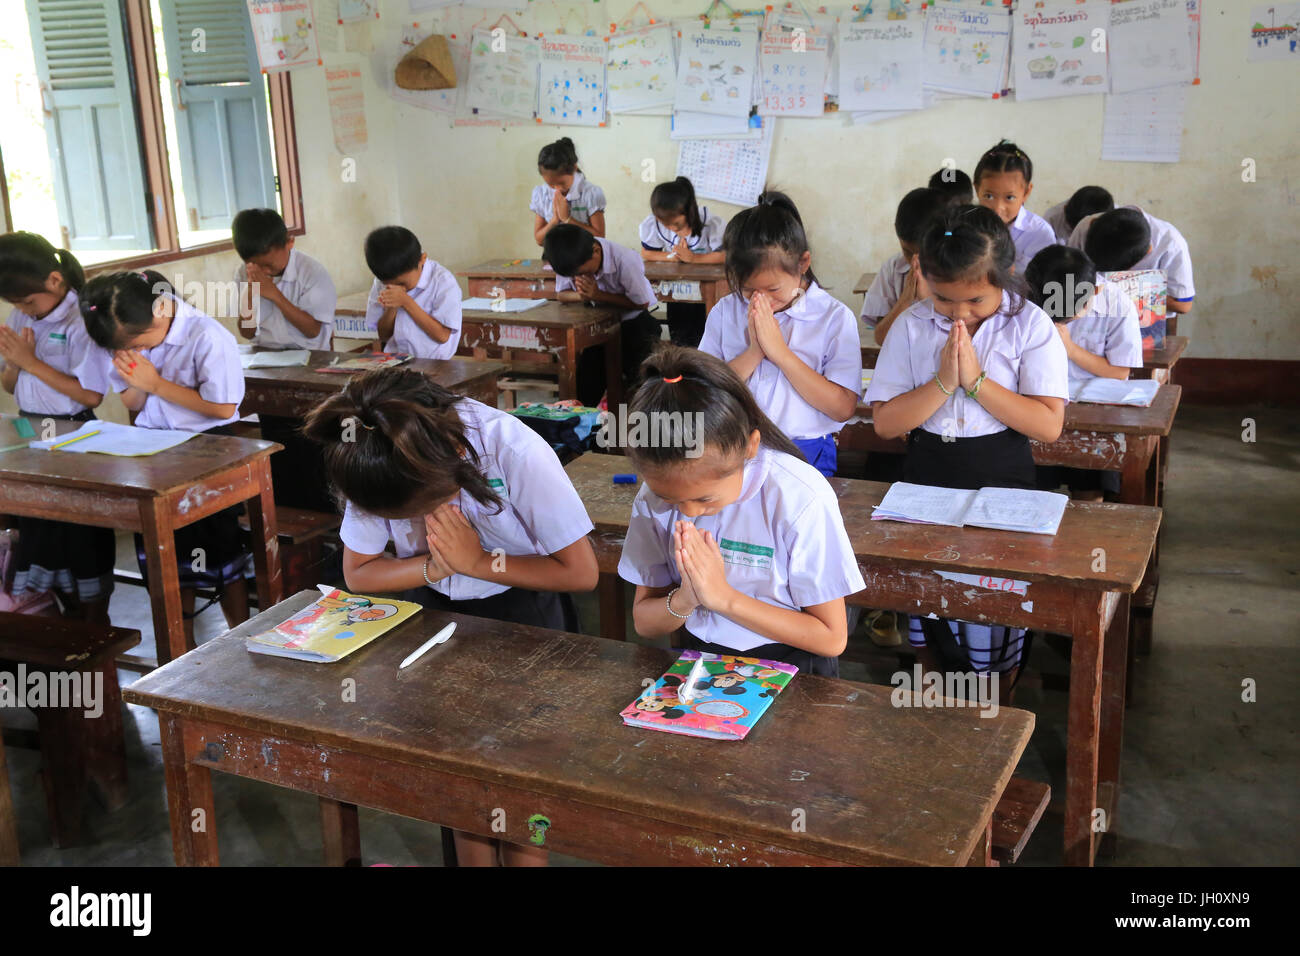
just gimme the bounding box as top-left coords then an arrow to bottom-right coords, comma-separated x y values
0,736 -> 20,865
319,798 -> 361,867
598,572 -> 627,642
35,705 -> 88,847
83,663 -> 131,812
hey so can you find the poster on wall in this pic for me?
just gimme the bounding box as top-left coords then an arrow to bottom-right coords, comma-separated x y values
1012,3 -> 1110,101
465,30 -> 541,120
247,0 -> 322,72
836,17 -> 924,112
1108,0 -> 1194,92
673,28 -> 759,118
921,1 -> 1012,98
607,23 -> 676,113
676,121 -> 774,207
338,0 -> 378,22
539,35 -> 607,126
1247,3 -> 1300,61
759,23 -> 830,116
325,66 -> 367,153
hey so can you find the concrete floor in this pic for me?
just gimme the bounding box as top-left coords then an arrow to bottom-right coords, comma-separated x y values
4,403 -> 1297,866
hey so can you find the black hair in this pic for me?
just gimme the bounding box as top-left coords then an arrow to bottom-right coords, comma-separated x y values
364,226 -> 423,282
1023,245 -> 1098,322
1063,186 -> 1114,231
650,177 -> 704,237
927,167 -> 975,205
0,231 -> 86,300
1083,208 -> 1151,273
541,223 -> 596,277
80,270 -> 177,349
626,344 -> 804,471
895,188 -> 948,245
231,208 -> 289,261
721,190 -> 820,293
537,137 -> 580,174
973,140 -> 1034,187
302,367 -> 503,518
918,205 -> 1026,311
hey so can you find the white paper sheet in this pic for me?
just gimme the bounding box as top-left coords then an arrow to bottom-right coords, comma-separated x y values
1101,84 -> 1187,163
30,421 -> 196,457
325,65 -> 367,152
607,24 -> 676,114
836,17 -> 924,112
759,26 -> 830,117
1108,0 -> 1194,93
1070,377 -> 1161,406
460,297 -> 548,313
338,0 -> 378,22
466,30 -> 540,120
675,120 -> 774,207
241,349 -> 311,369
674,28 -> 759,118
872,482 -> 976,527
246,0 -> 322,72
1247,2 -> 1300,62
539,35 -> 607,126
921,1 -> 1012,98
1012,3 -> 1110,101
669,110 -> 760,140
963,487 -> 1069,536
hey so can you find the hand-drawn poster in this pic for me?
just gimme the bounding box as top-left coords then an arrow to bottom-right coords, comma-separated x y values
466,30 -> 540,120
1013,3 -> 1109,101
338,0 -> 378,22
325,65 -> 367,152
247,0 -> 322,72
921,1 -> 1012,98
1248,3 -> 1300,61
607,23 -> 676,113
759,26 -> 830,116
673,28 -> 759,118
836,18 -> 924,111
1108,0 -> 1194,93
539,35 -> 607,126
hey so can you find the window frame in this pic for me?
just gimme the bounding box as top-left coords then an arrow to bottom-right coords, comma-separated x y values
0,0 -> 305,270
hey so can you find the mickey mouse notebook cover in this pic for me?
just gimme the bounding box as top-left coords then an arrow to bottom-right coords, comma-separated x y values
620,651 -> 798,740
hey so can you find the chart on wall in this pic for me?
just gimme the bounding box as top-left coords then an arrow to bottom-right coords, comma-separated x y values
673,28 -> 759,118
466,30 -> 541,119
836,17 -> 924,112
539,35 -> 607,126
1012,3 -> 1109,101
921,1 -> 1012,98
1248,2 -> 1300,61
676,121 -> 774,207
246,0 -> 322,71
607,23 -> 676,113
1108,0 -> 1194,93
759,25 -> 830,116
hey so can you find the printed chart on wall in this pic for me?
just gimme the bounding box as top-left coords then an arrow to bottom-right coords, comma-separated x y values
921,1 -> 1012,98
676,120 -> 774,208
759,24 -> 830,116
1108,0 -> 1194,93
1013,4 -> 1109,101
836,18 -> 924,111
1248,3 -> 1300,61
540,35 -> 607,126
246,0 -> 322,72
674,28 -> 759,117
466,30 -> 541,120
607,23 -> 676,113
325,66 -> 367,152
1101,85 -> 1187,163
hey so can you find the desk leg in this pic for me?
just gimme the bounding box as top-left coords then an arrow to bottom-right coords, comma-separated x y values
1098,592 -> 1131,858
559,328 -> 579,402
0,735 -> 20,865
245,456 -> 284,611
605,323 -> 626,411
1131,439 -> 1162,660
140,498 -> 186,665
598,572 -> 627,642
965,818 -> 993,867
319,798 -> 361,867
1065,591 -> 1107,866
159,715 -> 218,866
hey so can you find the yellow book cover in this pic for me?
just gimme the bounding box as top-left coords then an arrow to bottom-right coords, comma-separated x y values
246,586 -> 422,662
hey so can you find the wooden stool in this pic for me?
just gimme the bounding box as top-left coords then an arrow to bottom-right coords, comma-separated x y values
992,777 -> 1051,864
239,506 -> 342,598
0,613 -> 141,848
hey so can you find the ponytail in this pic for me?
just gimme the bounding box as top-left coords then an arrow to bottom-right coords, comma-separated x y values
650,176 -> 704,237
722,189 -> 820,293
0,231 -> 85,299
537,137 -> 580,174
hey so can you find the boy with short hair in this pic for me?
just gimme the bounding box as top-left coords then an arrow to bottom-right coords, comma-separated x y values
234,208 -> 336,350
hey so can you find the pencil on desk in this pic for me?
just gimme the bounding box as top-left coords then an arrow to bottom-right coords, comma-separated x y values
48,429 -> 101,451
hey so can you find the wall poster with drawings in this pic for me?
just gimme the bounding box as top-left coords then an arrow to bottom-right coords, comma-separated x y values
1012,3 -> 1110,101
607,23 -> 676,113
246,0 -> 322,72
539,35 -> 608,126
1107,0 -> 1194,93
921,1 -> 1012,98
835,17 -> 924,112
466,30 -> 541,119
759,25 -> 830,116
1247,2 -> 1300,62
673,28 -> 759,118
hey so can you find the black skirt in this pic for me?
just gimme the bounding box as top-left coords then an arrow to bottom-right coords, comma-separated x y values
677,629 -> 839,679
399,584 -> 578,632
904,427 -> 1036,490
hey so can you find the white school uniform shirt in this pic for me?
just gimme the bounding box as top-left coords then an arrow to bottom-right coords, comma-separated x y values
1041,202 -> 1073,242
1007,205 -> 1058,273
4,290 -> 110,417
234,249 -> 336,350
859,251 -> 909,325
78,296 -> 243,432
1065,284 -> 1143,389
365,258 -> 462,360
1067,205 -> 1195,301
618,445 -> 866,653
338,398 -> 594,601
529,171 -> 607,226
554,238 -> 658,322
865,292 -> 1068,438
699,281 -> 862,441
637,208 -> 725,254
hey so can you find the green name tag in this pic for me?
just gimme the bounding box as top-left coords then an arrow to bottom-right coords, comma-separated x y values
488,478 -> 506,493
719,537 -> 774,570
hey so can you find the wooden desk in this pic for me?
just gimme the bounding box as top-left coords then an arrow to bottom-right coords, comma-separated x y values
564,453 -> 1160,866
0,417 -> 283,665
126,590 -> 1035,867
241,350 -> 505,418
854,272 -> 878,296
458,300 -> 625,409
335,290 -> 369,317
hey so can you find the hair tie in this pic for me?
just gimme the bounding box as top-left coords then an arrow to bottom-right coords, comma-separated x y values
87,304 -> 98,311
663,375 -> 683,384
137,271 -> 150,282
944,230 -> 953,236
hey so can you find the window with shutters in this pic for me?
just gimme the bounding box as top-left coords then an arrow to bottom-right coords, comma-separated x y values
0,0 -> 303,268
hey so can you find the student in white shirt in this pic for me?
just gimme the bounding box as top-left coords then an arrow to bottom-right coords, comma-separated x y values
973,141 -> 1056,274
545,224 -> 660,407
699,191 -> 860,479
1025,244 -> 1142,500
233,208 -> 336,350
1041,186 -> 1114,243
618,345 -> 866,677
233,207 -> 339,511
866,205 -> 1068,698
1070,206 -> 1196,316
0,233 -> 115,621
530,137 -> 607,246
303,367 -> 598,867
861,187 -> 948,345
81,270 -> 250,644
363,226 -> 462,360
639,176 -> 725,348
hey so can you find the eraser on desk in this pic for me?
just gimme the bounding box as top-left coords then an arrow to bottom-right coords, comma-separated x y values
13,419 -> 35,438
613,474 -> 637,484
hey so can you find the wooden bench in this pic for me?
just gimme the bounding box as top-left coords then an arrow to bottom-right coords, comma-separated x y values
0,612 -> 141,848
238,506 -> 342,598
992,777 -> 1051,864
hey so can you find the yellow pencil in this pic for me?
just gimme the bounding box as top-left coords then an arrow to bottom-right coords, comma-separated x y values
48,429 -> 101,451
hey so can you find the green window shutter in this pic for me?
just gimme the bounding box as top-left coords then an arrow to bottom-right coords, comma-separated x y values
24,0 -> 155,252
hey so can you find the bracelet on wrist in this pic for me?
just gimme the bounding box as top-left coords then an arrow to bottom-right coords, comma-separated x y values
965,371 -> 988,399
933,374 -> 954,396
422,558 -> 437,587
666,587 -> 690,620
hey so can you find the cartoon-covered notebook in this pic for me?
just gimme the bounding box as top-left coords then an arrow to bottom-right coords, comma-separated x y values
317,352 -> 412,373
620,651 -> 797,740
246,586 -> 421,662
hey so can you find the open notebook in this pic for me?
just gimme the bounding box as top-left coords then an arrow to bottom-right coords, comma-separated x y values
29,420 -> 194,457
1070,377 -> 1160,407
872,482 -> 1069,536
246,586 -> 421,662
317,352 -> 411,373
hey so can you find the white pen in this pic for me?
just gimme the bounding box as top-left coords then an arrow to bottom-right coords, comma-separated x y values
678,652 -> 709,704
398,622 -> 456,670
